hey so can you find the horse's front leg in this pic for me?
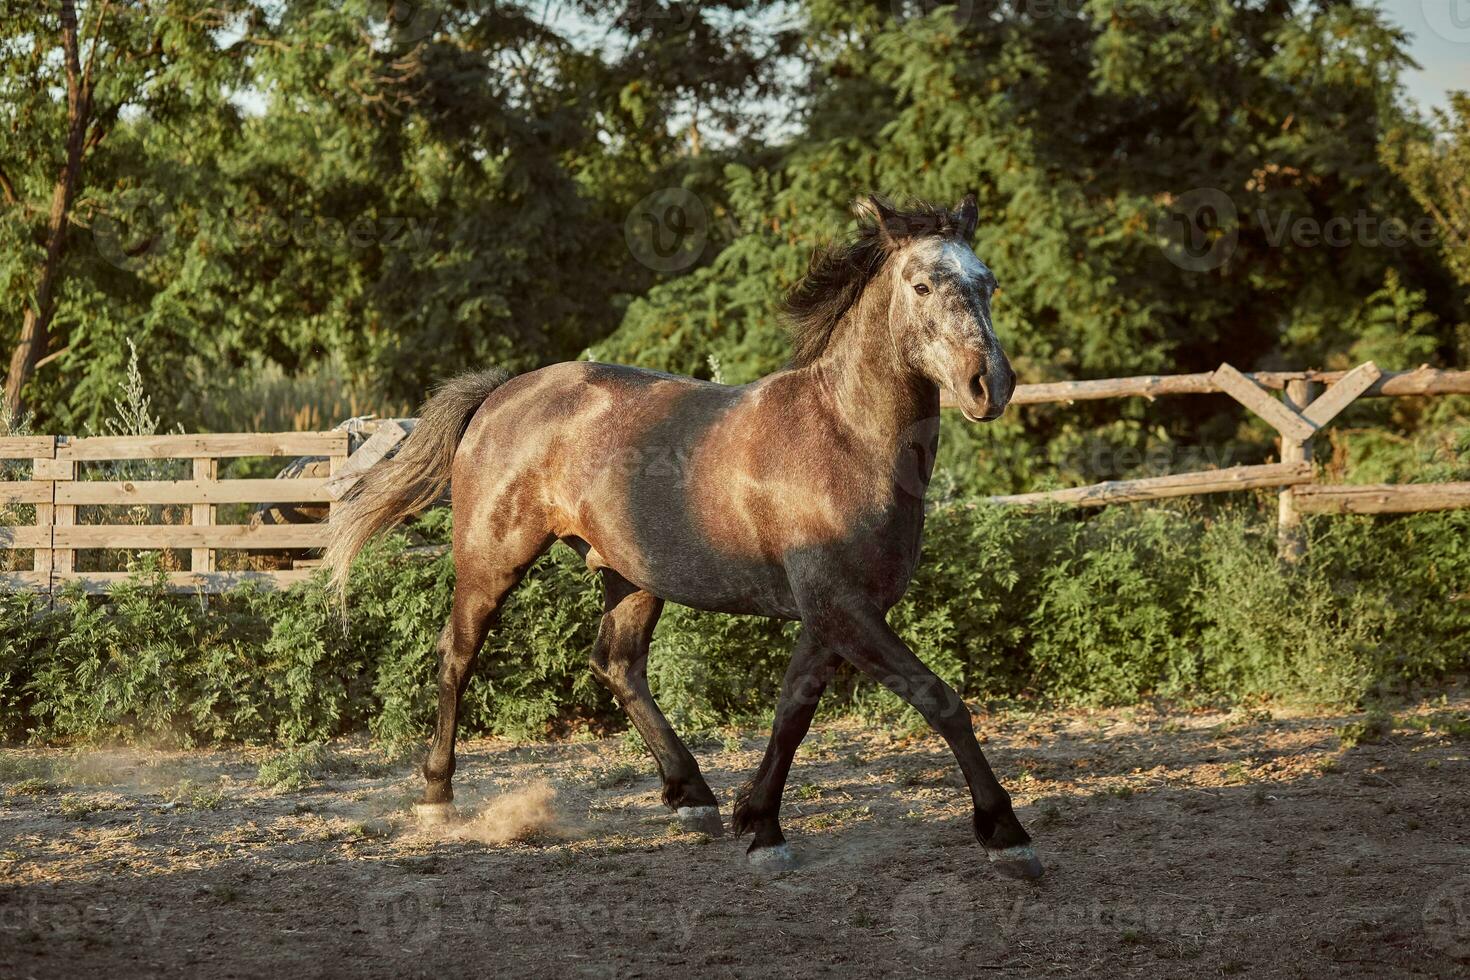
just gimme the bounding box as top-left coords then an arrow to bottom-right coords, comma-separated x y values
795,583 -> 1043,880
732,629 -> 841,868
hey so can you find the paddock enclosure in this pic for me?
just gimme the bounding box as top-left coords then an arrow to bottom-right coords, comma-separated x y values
3,361 -> 1469,594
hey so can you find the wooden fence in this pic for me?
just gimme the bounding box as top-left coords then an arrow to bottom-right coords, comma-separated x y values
1,431 -> 348,594
974,361 -> 1470,558
1,362 -> 1467,593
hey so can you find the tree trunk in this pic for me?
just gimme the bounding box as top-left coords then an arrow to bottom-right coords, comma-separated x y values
4,0 -> 92,420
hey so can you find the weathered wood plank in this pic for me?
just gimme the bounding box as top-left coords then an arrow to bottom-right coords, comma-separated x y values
1365,367 -> 1470,399
1301,361 -> 1382,428
50,524 -> 329,549
56,432 -> 348,460
324,420 -> 407,500
955,366 -> 1470,409
52,478 -> 334,505
0,436 -> 56,459
50,569 -> 318,595
0,571 -> 50,589
0,482 -> 53,504
28,461 -> 53,578
1277,380 -> 1321,562
985,462 -> 1315,508
1293,483 -> 1470,514
37,457 -> 76,575
192,458 -> 216,575
0,526 -> 53,549
1210,364 -> 1318,442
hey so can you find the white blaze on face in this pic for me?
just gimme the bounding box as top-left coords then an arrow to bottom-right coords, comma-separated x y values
916,239 -> 997,346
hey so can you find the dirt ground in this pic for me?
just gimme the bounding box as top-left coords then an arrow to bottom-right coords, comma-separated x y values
2,695 -> 1468,979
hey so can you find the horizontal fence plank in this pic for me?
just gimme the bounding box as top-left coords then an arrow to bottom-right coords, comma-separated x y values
56,432 -> 348,460
0,526 -> 51,549
0,436 -> 56,459
54,478 -> 333,506
0,571 -> 49,589
47,524 -> 328,549
985,462 -> 1315,508
46,569 -> 319,595
1,568 -> 318,594
1293,483 -> 1470,515
0,482 -> 54,504
958,366 -> 1470,409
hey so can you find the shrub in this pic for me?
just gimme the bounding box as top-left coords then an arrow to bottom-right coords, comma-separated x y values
1,500 -> 1467,746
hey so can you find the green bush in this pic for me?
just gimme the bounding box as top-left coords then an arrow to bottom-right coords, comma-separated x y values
1,501 -> 1467,747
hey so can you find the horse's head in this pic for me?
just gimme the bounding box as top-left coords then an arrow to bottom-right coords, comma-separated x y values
856,194 -> 1016,422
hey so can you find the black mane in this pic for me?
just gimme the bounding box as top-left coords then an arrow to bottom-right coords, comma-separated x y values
782,198 -> 967,368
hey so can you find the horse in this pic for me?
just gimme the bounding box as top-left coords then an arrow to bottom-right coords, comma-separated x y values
324,193 -> 1041,879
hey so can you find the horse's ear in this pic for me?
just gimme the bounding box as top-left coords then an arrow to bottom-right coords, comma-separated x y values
954,192 -> 979,239
852,195 -> 898,238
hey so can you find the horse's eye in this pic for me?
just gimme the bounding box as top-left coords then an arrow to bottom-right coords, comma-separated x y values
913,283 -> 931,296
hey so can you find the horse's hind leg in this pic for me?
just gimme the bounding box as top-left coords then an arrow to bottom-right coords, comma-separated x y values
418,534 -> 552,820
589,570 -> 723,835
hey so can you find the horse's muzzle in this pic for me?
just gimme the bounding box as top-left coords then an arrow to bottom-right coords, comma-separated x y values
954,357 -> 1016,423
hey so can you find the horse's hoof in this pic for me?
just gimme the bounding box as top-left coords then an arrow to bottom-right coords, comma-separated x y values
746,842 -> 798,872
413,801 -> 460,827
676,805 -> 725,837
988,844 -> 1044,881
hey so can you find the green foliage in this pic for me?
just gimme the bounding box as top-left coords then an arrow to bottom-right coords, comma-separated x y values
1337,708 -> 1394,749
3,2 -> 787,428
256,744 -> 330,792
596,1 -> 1469,496
1386,92 -> 1470,290
3,502 -> 1467,747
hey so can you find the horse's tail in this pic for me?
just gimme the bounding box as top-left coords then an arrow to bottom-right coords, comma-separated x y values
324,368 -> 511,602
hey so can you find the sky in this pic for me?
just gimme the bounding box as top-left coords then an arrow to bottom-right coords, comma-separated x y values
1376,0 -> 1470,117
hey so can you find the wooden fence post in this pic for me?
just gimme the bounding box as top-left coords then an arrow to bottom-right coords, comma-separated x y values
1278,379 -> 1320,561
191,457 -> 216,576
327,447 -> 349,540
33,454 -> 75,594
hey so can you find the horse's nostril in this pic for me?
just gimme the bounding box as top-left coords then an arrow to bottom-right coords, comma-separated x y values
970,373 -> 989,404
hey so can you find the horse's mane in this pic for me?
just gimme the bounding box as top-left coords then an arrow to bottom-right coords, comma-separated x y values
782,197 -> 966,368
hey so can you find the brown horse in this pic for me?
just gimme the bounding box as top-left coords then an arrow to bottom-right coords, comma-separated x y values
325,194 -> 1040,879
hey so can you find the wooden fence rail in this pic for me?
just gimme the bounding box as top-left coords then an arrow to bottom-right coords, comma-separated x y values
2,362 -> 1468,594
1,432 -> 348,595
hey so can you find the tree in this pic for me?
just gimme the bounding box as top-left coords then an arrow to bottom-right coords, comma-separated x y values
3,0 -> 796,428
594,0 -> 1464,492
3,1 -> 110,417
0,0 -> 254,424
1386,92 -> 1470,290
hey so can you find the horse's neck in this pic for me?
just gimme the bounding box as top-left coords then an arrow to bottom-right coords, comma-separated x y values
805,276 -> 940,456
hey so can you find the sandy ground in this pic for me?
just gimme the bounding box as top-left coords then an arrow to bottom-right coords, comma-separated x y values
1,696 -> 1468,979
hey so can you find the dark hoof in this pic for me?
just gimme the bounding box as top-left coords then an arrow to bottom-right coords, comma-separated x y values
676,805 -> 725,837
987,844 -> 1044,881
746,842 -> 798,872
413,801 -> 461,827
